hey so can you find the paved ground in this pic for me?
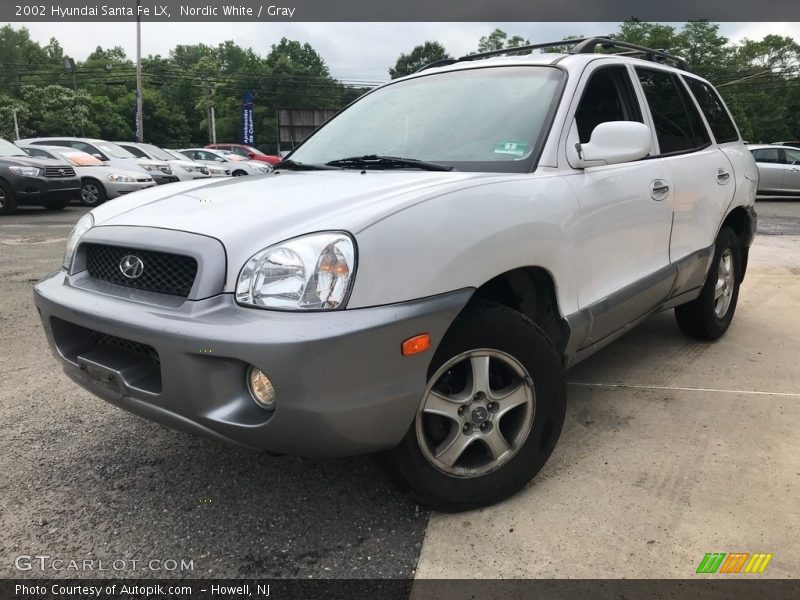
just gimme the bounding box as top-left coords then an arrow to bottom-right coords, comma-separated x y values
0,200 -> 798,580
0,206 -> 428,579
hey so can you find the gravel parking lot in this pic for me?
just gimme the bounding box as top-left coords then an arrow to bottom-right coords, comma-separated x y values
1,201 -> 798,579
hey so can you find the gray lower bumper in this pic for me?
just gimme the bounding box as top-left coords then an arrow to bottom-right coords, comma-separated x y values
33,272 -> 472,456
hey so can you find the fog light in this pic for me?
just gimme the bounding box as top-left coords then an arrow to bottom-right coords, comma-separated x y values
247,367 -> 276,409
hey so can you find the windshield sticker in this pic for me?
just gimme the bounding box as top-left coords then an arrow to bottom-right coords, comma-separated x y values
494,141 -> 529,157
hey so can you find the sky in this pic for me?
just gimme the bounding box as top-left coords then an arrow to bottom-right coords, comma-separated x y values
10,21 -> 800,83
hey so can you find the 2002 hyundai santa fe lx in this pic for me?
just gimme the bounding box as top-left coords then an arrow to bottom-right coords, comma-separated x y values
35,38 -> 757,511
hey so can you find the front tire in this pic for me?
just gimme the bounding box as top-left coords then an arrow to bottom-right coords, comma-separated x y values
232,170 -> 247,177
389,302 -> 566,512
674,227 -> 742,340
80,179 -> 107,207
0,180 -> 18,215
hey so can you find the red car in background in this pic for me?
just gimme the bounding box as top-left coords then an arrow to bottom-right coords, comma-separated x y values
206,143 -> 281,165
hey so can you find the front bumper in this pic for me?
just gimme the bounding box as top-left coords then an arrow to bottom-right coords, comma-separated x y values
34,272 -> 471,456
106,180 -> 157,199
10,173 -> 81,205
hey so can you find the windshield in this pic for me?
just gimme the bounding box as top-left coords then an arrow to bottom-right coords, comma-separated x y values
164,149 -> 186,161
0,138 -> 28,157
95,142 -> 137,159
138,143 -> 174,161
290,66 -> 564,173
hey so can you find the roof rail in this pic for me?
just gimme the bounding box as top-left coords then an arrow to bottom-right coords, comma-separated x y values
416,36 -> 689,73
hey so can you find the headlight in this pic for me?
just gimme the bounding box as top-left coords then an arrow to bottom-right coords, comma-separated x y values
180,165 -> 194,172
236,232 -> 356,311
107,174 -> 136,182
255,165 -> 271,173
63,213 -> 94,270
141,163 -> 158,171
9,165 -> 40,177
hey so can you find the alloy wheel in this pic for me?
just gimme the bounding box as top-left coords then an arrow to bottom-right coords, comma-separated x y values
416,349 -> 535,478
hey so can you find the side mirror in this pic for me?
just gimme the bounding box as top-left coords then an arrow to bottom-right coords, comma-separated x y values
574,121 -> 652,168
248,152 -> 256,158
92,153 -> 106,161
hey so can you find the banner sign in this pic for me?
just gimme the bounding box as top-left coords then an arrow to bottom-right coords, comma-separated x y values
134,91 -> 142,143
242,91 -> 255,146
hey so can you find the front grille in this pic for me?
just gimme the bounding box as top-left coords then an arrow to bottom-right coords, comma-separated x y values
89,329 -> 161,365
44,166 -> 76,177
84,243 -> 197,297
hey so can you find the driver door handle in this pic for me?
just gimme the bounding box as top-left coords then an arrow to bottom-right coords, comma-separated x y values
650,179 -> 670,201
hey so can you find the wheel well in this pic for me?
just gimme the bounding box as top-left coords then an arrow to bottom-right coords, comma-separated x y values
721,206 -> 753,280
466,267 -> 568,354
721,206 -> 751,243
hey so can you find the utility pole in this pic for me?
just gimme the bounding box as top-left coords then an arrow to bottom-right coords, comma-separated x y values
12,108 -> 20,140
63,56 -> 84,136
206,86 -> 217,143
135,0 -> 144,142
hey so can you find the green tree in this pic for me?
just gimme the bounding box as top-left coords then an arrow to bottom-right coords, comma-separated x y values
476,28 -> 530,53
389,41 -> 452,79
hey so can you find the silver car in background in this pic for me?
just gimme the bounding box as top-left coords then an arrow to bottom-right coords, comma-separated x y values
748,144 -> 800,198
21,145 -> 156,206
163,148 -> 230,177
178,148 -> 271,176
18,137 -> 178,185
115,142 -> 212,182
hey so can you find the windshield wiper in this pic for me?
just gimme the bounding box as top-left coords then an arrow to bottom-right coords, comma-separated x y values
273,159 -> 334,171
325,155 -> 454,171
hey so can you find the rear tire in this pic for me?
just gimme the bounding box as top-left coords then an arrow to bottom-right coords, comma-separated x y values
674,227 -> 742,340
0,180 -> 18,215
389,301 -> 566,512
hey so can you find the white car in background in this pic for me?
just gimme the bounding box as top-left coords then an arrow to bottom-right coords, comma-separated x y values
21,145 -> 156,206
178,148 -> 271,176
115,142 -> 212,182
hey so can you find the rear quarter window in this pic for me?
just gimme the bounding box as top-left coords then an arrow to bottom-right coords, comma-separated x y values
684,78 -> 739,144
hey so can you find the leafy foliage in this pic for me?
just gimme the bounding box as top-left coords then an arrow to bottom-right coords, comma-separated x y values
389,42 -> 452,79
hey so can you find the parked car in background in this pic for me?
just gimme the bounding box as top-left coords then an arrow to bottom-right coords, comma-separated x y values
0,137 -> 80,214
22,145 -> 156,206
206,143 -> 281,165
162,149 -> 230,177
178,148 -> 271,176
115,142 -> 211,182
770,141 -> 800,147
18,137 -> 178,186
748,144 -> 800,198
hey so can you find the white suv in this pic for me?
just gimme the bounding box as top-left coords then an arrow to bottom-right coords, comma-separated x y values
34,38 -> 757,511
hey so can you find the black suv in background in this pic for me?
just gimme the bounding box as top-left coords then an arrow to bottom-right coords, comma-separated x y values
0,138 -> 81,214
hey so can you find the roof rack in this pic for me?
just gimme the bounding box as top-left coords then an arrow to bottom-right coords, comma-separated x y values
417,37 -> 689,73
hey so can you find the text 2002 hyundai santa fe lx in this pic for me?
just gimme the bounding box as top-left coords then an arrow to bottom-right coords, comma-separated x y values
34,39 -> 757,511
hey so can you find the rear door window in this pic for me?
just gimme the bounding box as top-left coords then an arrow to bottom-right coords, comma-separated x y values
636,68 -> 710,155
684,78 -> 739,143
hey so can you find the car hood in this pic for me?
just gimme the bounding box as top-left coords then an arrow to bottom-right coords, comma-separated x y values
90,169 -> 502,263
1,155 -> 70,169
75,165 -> 152,179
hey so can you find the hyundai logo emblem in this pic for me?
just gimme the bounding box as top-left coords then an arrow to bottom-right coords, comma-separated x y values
58,168 -> 65,175
119,255 -> 145,279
